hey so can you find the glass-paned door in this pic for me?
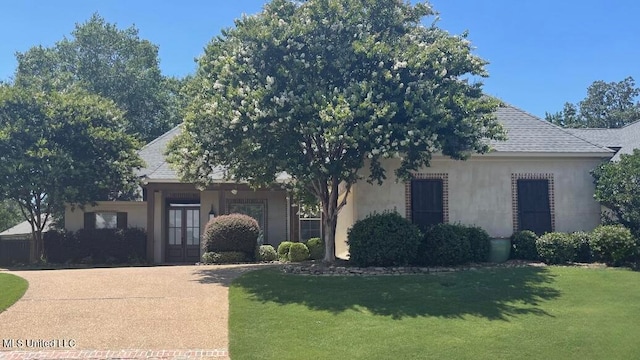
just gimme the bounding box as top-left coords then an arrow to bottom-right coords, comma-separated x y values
167,205 -> 200,263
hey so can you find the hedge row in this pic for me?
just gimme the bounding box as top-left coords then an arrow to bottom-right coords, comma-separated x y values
511,225 -> 637,266
43,228 -> 146,264
347,211 -> 492,267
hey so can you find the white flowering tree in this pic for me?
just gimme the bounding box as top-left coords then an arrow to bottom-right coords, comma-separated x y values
167,0 -> 505,262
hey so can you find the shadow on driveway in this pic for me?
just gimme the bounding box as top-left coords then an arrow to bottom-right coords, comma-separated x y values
191,263 -> 277,287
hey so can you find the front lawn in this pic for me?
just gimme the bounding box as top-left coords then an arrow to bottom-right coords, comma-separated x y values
0,273 -> 28,312
230,266 -> 640,359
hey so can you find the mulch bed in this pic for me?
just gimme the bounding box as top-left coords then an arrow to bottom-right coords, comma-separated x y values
281,259 -> 611,276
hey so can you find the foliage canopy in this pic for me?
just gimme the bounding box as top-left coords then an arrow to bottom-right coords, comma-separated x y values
14,14 -> 181,142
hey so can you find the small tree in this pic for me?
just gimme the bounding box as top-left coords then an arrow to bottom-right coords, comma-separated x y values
0,85 -> 142,261
592,149 -> 640,237
167,0 -> 504,262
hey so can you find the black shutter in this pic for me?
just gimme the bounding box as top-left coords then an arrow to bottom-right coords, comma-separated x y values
411,179 -> 444,231
117,212 -> 128,229
84,212 -> 96,229
517,180 -> 552,235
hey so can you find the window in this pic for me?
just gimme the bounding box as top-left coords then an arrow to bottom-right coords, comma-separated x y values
95,212 -> 118,229
84,212 -> 127,229
227,199 -> 267,241
410,179 -> 444,231
516,179 -> 552,235
300,218 -> 321,241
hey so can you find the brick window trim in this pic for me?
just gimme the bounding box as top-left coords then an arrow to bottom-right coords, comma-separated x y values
404,173 -> 449,224
511,173 -> 555,233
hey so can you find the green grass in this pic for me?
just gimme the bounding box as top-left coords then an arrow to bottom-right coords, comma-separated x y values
230,267 -> 640,360
0,273 -> 28,312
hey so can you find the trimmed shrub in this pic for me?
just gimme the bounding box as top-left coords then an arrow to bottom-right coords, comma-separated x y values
570,231 -> 593,263
511,230 -> 539,260
418,223 -> 471,266
288,243 -> 310,262
590,225 -> 636,265
277,241 -> 294,261
347,211 -> 422,267
256,245 -> 277,262
202,213 -> 260,259
305,237 -> 324,260
467,226 -> 491,262
536,232 -> 576,264
201,251 -> 247,264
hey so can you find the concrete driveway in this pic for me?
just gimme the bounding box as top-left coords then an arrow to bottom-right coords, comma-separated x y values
0,264 -> 264,358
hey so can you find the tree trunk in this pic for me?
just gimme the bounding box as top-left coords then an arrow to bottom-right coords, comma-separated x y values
33,229 -> 43,263
322,212 -> 338,263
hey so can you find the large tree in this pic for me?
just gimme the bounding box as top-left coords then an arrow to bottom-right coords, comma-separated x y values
546,77 -> 640,128
592,149 -> 640,237
167,0 -> 504,262
14,14 -> 179,143
0,85 -> 142,261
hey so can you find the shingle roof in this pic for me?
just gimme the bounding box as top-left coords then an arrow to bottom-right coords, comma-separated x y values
138,104 -> 613,182
0,215 -> 52,237
490,105 -> 613,154
566,120 -> 640,160
137,125 -> 290,182
137,124 -> 183,178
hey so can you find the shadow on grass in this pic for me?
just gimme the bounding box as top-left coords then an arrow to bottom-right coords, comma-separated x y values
233,267 -> 561,320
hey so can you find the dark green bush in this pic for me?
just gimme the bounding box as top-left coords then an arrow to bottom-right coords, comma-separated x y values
347,211 -> 422,267
256,245 -> 277,262
288,242 -> 310,262
43,228 -> 147,264
590,225 -> 636,265
305,237 -> 324,260
511,230 -> 539,260
202,213 -> 260,259
536,232 -> 576,264
201,251 -> 247,264
277,241 -> 294,261
467,226 -> 491,262
417,223 -> 471,266
570,231 -> 593,263
43,230 -> 77,263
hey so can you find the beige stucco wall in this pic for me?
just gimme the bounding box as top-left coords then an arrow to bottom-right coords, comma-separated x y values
200,190 -> 219,230
335,187 -> 355,259
65,201 -> 147,232
336,155 -> 607,256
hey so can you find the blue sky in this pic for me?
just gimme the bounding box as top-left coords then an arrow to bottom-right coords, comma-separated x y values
1,0 -> 639,118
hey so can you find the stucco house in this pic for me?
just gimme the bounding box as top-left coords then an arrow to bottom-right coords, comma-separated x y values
333,105 -> 615,258
66,104 -> 621,262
